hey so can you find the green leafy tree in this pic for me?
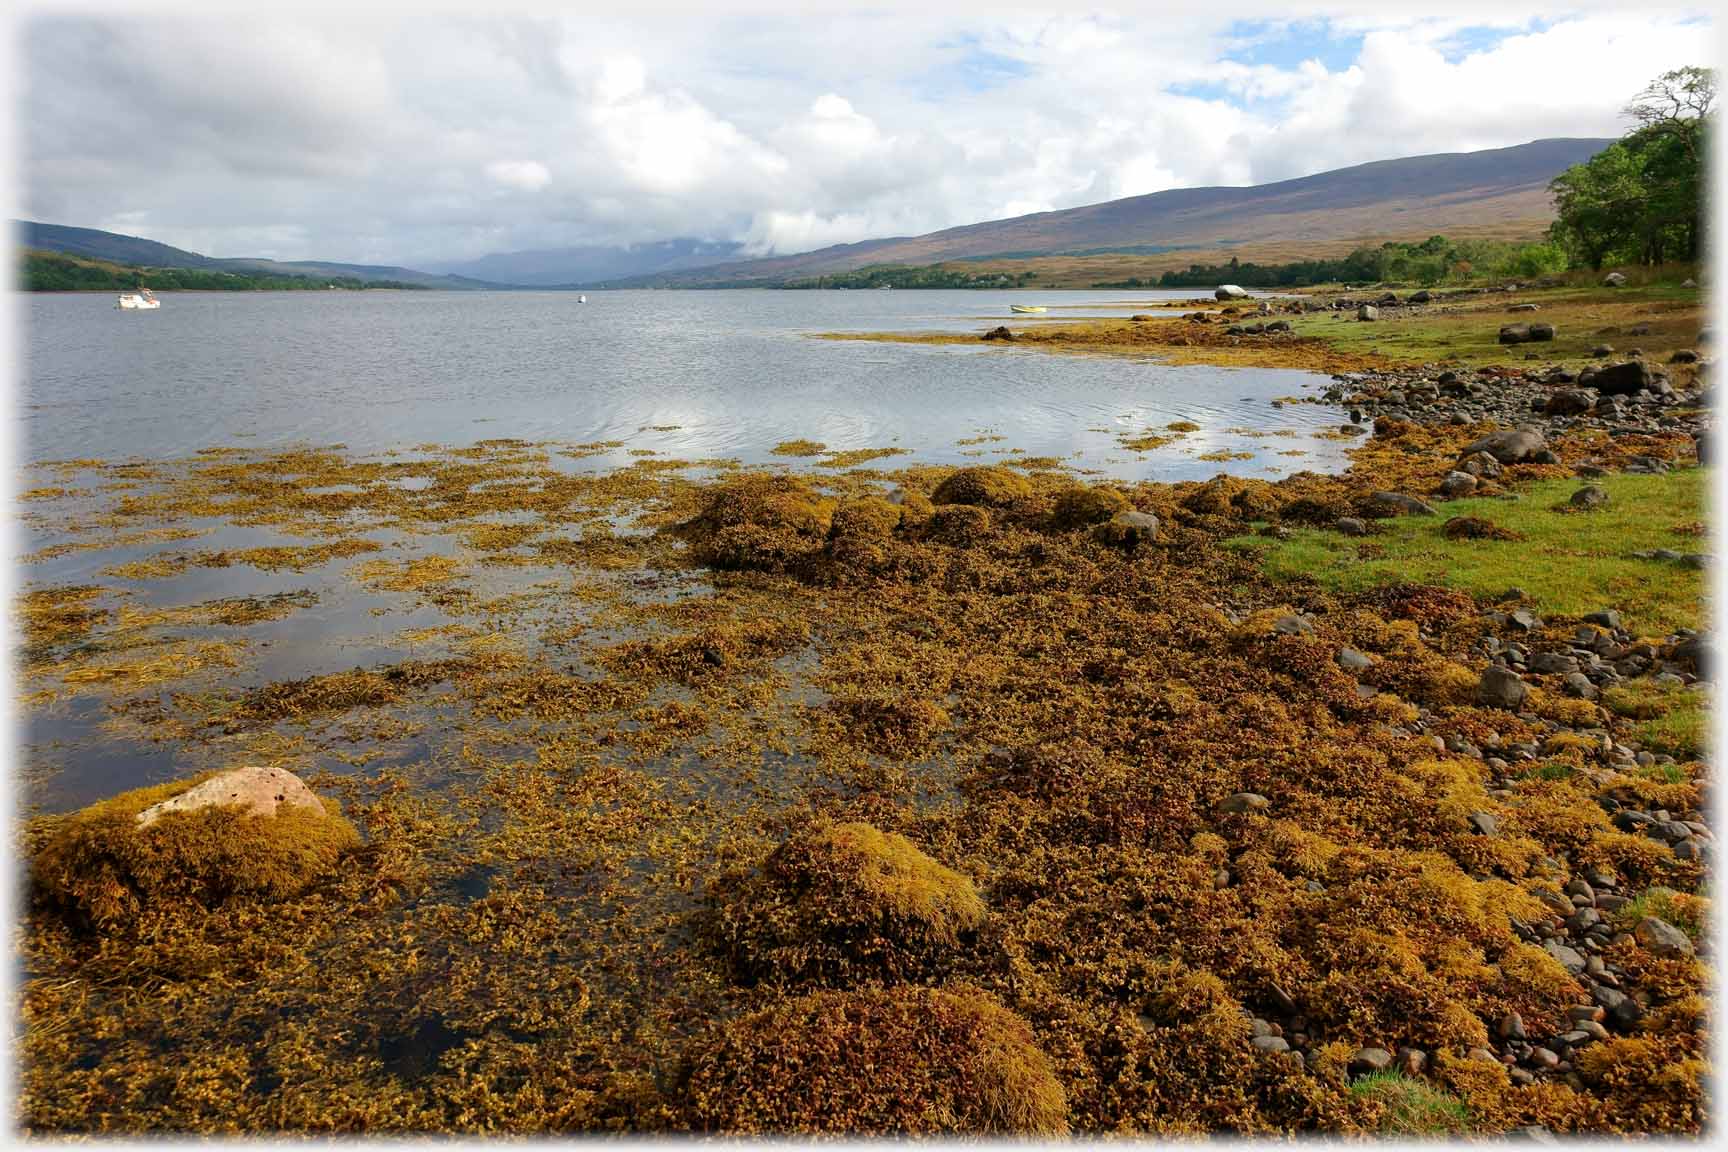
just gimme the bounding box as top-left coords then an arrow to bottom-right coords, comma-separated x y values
1548,66 -> 1712,268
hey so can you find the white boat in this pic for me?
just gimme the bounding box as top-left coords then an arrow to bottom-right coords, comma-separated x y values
1009,304 -> 1047,314
578,294 -> 588,303
116,288 -> 160,310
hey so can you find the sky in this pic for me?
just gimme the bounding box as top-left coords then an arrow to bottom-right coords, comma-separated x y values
12,1 -> 1719,267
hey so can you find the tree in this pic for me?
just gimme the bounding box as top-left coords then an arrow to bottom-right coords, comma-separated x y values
1548,66 -> 1713,268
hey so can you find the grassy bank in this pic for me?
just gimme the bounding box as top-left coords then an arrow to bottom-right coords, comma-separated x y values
1224,469 -> 1706,636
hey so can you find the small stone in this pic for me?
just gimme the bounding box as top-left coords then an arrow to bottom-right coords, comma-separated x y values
1528,1046 -> 1561,1069
1349,1047 -> 1394,1076
1468,811 -> 1500,837
1570,485 -> 1609,510
1252,1035 -> 1290,1053
1478,666 -> 1529,710
1394,1047 -> 1427,1077
1219,792 -> 1271,814
1336,648 -> 1373,671
1439,471 -> 1479,498
1369,492 -> 1437,517
1543,939 -> 1586,974
1335,516 -> 1368,536
1273,614 -> 1312,636
1497,1012 -> 1527,1041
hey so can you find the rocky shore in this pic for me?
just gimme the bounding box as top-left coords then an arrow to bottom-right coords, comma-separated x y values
15,289 -> 1711,1134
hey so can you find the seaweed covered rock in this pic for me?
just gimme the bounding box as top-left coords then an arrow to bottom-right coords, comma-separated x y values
1094,509 -> 1160,548
681,986 -> 1067,1134
926,503 -> 994,547
828,497 -> 901,541
930,466 -> 1032,508
1051,484 -> 1131,528
1181,475 -> 1284,521
683,474 -> 837,573
31,767 -> 360,927
705,821 -> 985,984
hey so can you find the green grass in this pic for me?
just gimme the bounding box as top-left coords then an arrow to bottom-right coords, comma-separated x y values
1613,887 -> 1704,941
1287,282 -> 1703,368
1348,1070 -> 1471,1135
1226,470 -> 1705,637
1603,679 -> 1709,760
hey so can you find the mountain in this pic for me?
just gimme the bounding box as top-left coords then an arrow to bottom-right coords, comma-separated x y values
425,238 -> 750,287
16,221 -> 498,289
603,137 -> 1612,287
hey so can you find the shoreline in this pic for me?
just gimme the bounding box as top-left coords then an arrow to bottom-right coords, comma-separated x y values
14,290 -> 1712,1134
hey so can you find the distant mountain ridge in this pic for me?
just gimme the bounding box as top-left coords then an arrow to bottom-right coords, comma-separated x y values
16,221 -> 499,290
424,238 -> 751,287
18,138 -> 1613,291
598,137 -> 1613,287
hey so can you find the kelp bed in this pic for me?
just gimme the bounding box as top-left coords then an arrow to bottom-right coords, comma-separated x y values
13,429 -> 1710,1134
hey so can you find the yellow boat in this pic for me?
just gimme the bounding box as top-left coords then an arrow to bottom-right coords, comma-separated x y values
1009,304 -> 1047,314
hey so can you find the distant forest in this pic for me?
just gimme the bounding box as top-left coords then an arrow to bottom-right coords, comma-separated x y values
21,250 -> 426,292
783,264 -> 1039,289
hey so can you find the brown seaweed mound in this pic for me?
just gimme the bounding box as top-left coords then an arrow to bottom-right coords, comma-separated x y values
1442,516 -> 1525,542
705,821 -> 986,984
931,466 -> 1033,508
30,773 -> 360,927
683,474 -> 837,572
1051,485 -> 1132,528
681,986 -> 1067,1134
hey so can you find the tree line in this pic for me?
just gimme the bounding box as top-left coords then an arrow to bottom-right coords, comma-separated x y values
21,250 -> 425,292
783,264 -> 1039,289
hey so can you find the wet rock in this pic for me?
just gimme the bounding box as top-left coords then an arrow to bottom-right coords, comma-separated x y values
1478,666 -> 1529,710
135,765 -> 327,828
982,326 -> 1015,342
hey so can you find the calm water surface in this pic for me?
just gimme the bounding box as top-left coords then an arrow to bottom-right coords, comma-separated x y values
23,289 -> 1348,477
21,289 -> 1353,811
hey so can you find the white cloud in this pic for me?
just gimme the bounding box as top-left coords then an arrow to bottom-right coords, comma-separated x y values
485,160 -> 551,191
20,8 -> 1715,265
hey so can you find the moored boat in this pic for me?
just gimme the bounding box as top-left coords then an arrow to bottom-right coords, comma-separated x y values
1009,304 -> 1047,314
116,288 -> 161,310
